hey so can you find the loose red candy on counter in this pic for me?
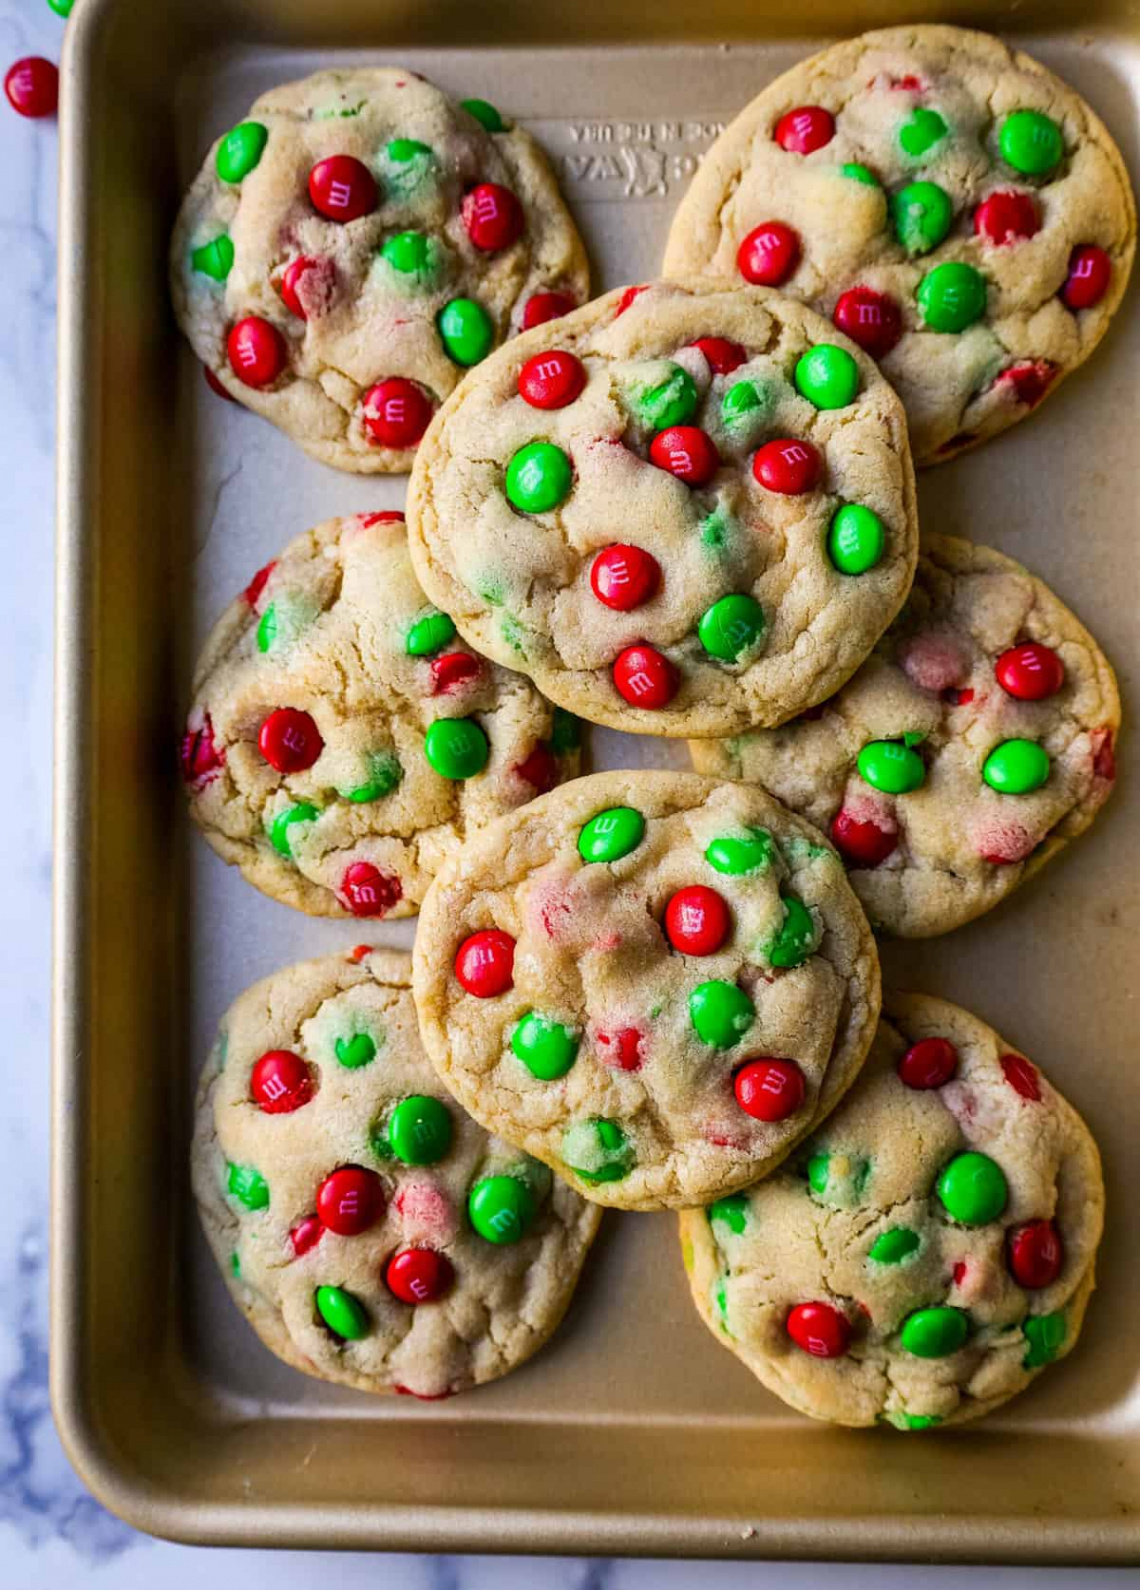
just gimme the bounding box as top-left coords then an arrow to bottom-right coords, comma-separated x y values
362,377 -> 432,448
737,222 -> 799,286
462,182 -> 523,251
830,809 -> 897,868
227,316 -> 287,388
5,57 -> 57,118
308,154 -> 377,222
180,714 -> 225,783
596,1027 -> 644,1071
691,337 -> 747,375
279,254 -> 334,320
612,644 -> 677,709
430,651 -> 482,694
590,544 -> 660,611
996,641 -> 1064,701
1062,245 -> 1112,310
775,106 -> 835,154
735,1058 -> 805,1122
317,1165 -> 383,1236
386,1246 -> 454,1304
515,744 -> 559,792
973,191 -> 1040,245
1008,1219 -> 1063,1289
786,1300 -> 850,1358
251,1050 -> 313,1114
522,290 -> 577,328
518,349 -> 585,409
1001,1052 -> 1041,1101
258,707 -> 323,773
898,1037 -> 958,1090
455,929 -> 516,997
832,287 -> 903,360
289,1216 -> 324,1257
664,885 -> 731,956
616,284 -> 650,315
340,861 -> 403,917
649,426 -> 719,486
753,438 -> 821,494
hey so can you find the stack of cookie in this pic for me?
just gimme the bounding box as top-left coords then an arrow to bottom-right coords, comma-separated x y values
172,27 -> 1133,1428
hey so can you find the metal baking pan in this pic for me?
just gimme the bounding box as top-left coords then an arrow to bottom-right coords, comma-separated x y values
52,0 -> 1140,1559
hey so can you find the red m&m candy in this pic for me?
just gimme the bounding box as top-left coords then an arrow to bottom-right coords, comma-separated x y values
1062,245 -> 1111,310
616,284 -> 650,315
308,155 -> 378,222
340,861 -> 403,918
455,929 -> 516,997
897,1037 -> 958,1090
289,1215 -> 324,1257
251,1050 -> 313,1114
227,316 -> 287,388
664,886 -> 731,956
753,438 -> 821,494
737,222 -> 799,286
830,809 -> 897,868
596,1027 -> 644,1071
204,366 -> 236,402
648,426 -> 719,486
5,57 -> 57,118
1008,1219 -> 1063,1289
462,182 -> 523,251
243,560 -> 277,606
430,652 -> 482,694
258,707 -> 323,773
735,1058 -> 805,1122
180,713 -> 225,784
996,641 -> 1064,701
612,644 -> 677,710
279,255 -> 335,320
590,545 -> 660,611
363,377 -> 433,448
518,349 -> 585,409
786,1300 -> 850,1358
995,360 -> 1056,408
386,1247 -> 454,1304
775,106 -> 835,154
973,191 -> 1040,245
832,287 -> 903,360
1001,1052 -> 1041,1101
691,337 -> 747,375
358,511 -> 405,528
514,744 -> 559,793
522,290 -> 577,328
317,1165 -> 383,1236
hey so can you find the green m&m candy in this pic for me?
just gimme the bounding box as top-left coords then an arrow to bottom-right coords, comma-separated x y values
937,1151 -> 1008,1224
828,503 -> 885,574
982,739 -> 1050,795
578,806 -> 644,863
1023,1309 -> 1066,1368
900,1305 -> 969,1358
267,801 -> 319,860
381,229 -> 434,277
468,1174 -> 536,1244
550,707 -> 581,753
406,607 -> 456,656
868,1227 -> 920,1265
462,98 -> 505,133
387,1094 -> 452,1164
806,1151 -> 867,1205
227,1161 -> 268,1211
705,828 -> 773,876
387,137 -> 433,162
689,980 -> 755,1048
191,235 -> 234,281
48,0 -> 75,14
216,121 -> 268,184
634,364 -> 698,430
562,1117 -> 633,1183
722,380 -> 765,425
766,893 -> 817,968
256,604 -> 278,653
840,161 -> 879,186
315,1284 -> 370,1341
890,181 -> 953,256
342,751 -> 402,803
917,262 -> 987,333
438,297 -> 494,365
423,717 -> 489,779
709,1193 -> 749,1234
511,1012 -> 579,1080
1000,109 -> 1064,177
857,739 -> 926,794
697,594 -> 766,662
898,106 -> 947,158
230,1251 -> 241,1278
898,1412 -> 942,1430
334,1032 -> 377,1069
505,441 -> 573,513
794,344 -> 860,410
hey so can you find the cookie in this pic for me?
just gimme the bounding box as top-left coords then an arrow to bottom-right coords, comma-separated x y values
180,511 -> 581,918
407,278 -> 918,737
663,26 -> 1136,464
412,771 -> 880,1211
679,992 -> 1104,1429
171,68 -> 588,472
691,535 -> 1119,937
193,947 -> 600,1398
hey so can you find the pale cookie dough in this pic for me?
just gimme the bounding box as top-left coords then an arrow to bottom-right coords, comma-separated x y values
407,279 -> 918,737
180,511 -> 581,918
691,534 -> 1120,937
680,992 -> 1104,1429
412,771 -> 880,1211
193,948 -> 600,1398
664,26 -> 1136,464
171,68 -> 588,472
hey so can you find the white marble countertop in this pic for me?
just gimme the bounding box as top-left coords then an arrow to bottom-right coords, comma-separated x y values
1,0 -> 1133,1580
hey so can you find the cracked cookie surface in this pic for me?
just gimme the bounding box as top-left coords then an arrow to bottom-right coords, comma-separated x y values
412,771 -> 880,1211
407,279 -> 918,737
663,26 -> 1136,464
192,947 -> 601,1398
181,511 -> 581,919
690,534 -> 1119,937
171,68 -> 588,472
679,992 -> 1104,1429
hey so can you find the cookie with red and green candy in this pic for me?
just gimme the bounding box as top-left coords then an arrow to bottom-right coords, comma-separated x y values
181,511 -> 582,919
412,771 -> 881,1211
679,992 -> 1104,1430
690,534 -> 1119,938
663,25 -> 1136,464
407,278 -> 918,737
193,947 -> 600,1398
171,68 -> 587,472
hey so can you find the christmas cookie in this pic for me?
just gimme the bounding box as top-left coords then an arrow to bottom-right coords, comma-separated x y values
690,535 -> 1119,937
412,771 -> 880,1210
171,68 -> 588,472
407,279 -> 918,737
679,992 -> 1104,1429
193,947 -> 600,1398
663,26 -> 1136,463
181,511 -> 581,918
